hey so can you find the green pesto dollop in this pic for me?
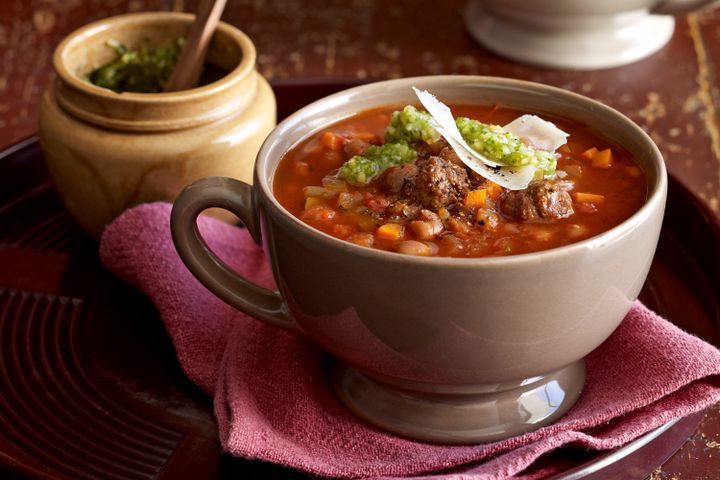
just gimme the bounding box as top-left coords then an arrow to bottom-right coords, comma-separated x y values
86,37 -> 185,93
455,117 -> 556,177
384,105 -> 442,145
339,143 -> 417,185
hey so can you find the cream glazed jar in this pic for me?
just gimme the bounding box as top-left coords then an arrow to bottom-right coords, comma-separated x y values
39,12 -> 276,238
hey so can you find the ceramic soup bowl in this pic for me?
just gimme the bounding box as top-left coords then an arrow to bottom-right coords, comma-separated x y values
465,0 -> 720,69
171,76 -> 667,444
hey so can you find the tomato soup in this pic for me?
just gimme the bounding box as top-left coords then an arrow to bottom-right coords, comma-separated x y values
274,105 -> 647,258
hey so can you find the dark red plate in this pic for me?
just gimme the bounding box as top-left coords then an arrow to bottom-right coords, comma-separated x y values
0,97 -> 718,479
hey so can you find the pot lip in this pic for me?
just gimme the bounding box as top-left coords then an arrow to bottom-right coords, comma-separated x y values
255,75 -> 668,268
53,11 -> 255,102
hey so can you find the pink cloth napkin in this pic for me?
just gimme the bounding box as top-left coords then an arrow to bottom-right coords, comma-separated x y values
99,202 -> 720,480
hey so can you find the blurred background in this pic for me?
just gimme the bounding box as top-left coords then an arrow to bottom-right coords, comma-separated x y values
0,0 -> 714,215
1,0 -> 719,213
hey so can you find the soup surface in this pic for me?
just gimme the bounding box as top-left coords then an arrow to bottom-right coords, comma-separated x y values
274,104 -> 647,258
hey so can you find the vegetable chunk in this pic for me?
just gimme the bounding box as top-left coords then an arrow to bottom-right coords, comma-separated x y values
591,149 -> 613,168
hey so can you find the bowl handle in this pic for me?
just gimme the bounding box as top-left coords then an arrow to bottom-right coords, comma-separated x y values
170,176 -> 301,335
652,0 -> 719,14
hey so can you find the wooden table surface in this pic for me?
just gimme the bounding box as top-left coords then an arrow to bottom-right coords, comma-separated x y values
1,0 -> 719,478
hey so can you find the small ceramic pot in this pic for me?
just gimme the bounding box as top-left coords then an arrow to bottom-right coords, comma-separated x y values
38,12 -> 276,238
170,76 -> 667,444
465,0 -> 720,69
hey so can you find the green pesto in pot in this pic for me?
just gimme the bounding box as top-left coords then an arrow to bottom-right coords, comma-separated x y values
86,37 -> 185,93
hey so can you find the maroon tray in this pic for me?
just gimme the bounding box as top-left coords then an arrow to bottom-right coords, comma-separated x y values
0,97 -> 718,479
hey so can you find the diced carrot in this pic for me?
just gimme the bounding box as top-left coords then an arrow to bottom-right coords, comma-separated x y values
573,192 -> 606,204
558,143 -> 572,154
464,189 -> 487,208
293,161 -> 310,176
437,207 -> 450,221
376,223 -> 405,241
625,166 -> 642,177
320,131 -> 344,151
581,147 -> 598,160
485,181 -> 503,200
591,148 -> 613,168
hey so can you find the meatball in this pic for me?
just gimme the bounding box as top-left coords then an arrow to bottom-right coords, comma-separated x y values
501,179 -> 574,221
438,146 -> 463,167
410,156 -> 470,209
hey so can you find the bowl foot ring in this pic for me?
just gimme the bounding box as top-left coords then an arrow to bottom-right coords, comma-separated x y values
332,360 -> 585,444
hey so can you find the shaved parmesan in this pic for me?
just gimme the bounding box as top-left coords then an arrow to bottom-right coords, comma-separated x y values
413,87 -> 539,190
413,87 -> 504,168
442,133 -> 538,189
503,114 -> 569,152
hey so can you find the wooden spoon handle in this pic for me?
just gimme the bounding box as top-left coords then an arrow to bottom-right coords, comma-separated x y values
164,0 -> 228,92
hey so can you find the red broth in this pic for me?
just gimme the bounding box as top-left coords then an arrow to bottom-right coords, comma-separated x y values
274,105 -> 647,258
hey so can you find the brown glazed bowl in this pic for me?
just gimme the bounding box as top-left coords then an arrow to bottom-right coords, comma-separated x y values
170,76 -> 667,444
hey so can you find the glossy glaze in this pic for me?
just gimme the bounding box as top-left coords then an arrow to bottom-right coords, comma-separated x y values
38,12 -> 276,238
171,76 -> 667,443
333,361 -> 585,443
